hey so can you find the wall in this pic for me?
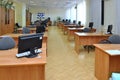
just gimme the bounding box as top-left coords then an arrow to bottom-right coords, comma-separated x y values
115,0 -> 120,34
86,0 -> 90,27
30,7 -> 66,25
14,1 -> 26,27
87,0 -> 101,32
104,0 -> 116,33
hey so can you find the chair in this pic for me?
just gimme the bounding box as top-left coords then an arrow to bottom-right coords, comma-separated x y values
82,27 -> 96,53
108,35 -> 120,44
82,28 -> 90,32
99,35 -> 120,44
0,36 -> 15,50
22,27 -> 30,34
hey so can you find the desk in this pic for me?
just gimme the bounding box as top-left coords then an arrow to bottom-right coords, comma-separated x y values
63,24 -> 80,34
94,44 -> 120,80
74,32 -> 110,54
67,28 -> 84,40
17,28 -> 36,33
0,42 -> 46,80
17,27 -> 48,33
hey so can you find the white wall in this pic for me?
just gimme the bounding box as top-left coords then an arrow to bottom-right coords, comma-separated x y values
65,0 -> 86,25
115,0 -> 120,34
30,7 -> 66,25
104,0 -> 116,33
87,0 -> 101,32
14,1 -> 26,27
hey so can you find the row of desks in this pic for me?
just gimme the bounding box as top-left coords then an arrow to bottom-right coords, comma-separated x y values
0,31 -> 48,80
58,22 -> 120,80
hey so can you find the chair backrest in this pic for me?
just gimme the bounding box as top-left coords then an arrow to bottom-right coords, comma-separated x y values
0,36 -> 15,50
88,22 -> 94,29
83,28 -> 90,32
22,27 -> 30,34
108,35 -> 120,44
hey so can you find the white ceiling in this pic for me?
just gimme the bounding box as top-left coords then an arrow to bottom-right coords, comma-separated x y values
15,0 -> 81,8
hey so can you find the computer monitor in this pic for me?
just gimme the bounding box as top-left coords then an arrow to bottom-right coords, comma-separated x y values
88,22 -> 93,29
18,33 -> 43,58
73,20 -> 76,24
107,25 -> 113,34
78,21 -> 81,26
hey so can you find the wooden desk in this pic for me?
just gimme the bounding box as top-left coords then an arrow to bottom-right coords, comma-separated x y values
94,44 -> 120,80
63,24 -> 79,34
0,43 -> 46,80
74,32 -> 111,54
67,28 -> 84,40
17,27 -> 48,33
3,32 -> 48,47
17,28 -> 36,33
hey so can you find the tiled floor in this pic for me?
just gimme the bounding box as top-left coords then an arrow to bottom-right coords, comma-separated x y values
46,26 -> 97,80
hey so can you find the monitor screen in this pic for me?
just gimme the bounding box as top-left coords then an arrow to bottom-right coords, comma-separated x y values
89,22 -> 93,29
107,25 -> 113,34
18,33 -> 43,58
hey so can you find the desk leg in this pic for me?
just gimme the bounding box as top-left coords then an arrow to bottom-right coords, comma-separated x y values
74,34 -> 80,54
68,31 -> 71,41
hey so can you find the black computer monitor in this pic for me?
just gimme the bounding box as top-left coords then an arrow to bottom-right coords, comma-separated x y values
78,21 -> 81,26
89,22 -> 93,29
18,33 -> 43,58
107,25 -> 113,34
73,20 -> 76,24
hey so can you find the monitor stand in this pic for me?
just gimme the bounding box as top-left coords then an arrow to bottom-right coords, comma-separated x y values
26,48 -> 38,58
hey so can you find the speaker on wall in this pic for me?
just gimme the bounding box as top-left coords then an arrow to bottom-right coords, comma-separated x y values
101,0 -> 104,25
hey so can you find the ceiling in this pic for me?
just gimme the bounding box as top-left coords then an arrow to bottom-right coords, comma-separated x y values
15,0 -> 81,9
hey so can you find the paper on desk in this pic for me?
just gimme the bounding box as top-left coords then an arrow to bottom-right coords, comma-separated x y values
105,50 -> 120,55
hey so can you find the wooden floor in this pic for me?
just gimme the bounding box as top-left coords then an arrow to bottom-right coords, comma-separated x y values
46,26 -> 97,80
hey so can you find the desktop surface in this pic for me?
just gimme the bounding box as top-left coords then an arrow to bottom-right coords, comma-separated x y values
0,42 -> 46,80
0,43 -> 46,66
75,32 -> 111,36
